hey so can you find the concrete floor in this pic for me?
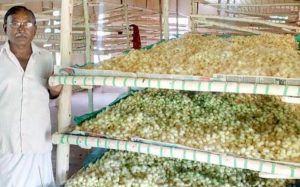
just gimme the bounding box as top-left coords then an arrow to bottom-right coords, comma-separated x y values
50,86 -> 128,179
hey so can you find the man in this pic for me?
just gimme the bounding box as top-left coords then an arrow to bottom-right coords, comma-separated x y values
0,6 -> 62,187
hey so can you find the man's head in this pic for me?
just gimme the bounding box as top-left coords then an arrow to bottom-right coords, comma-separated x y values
3,6 -> 37,46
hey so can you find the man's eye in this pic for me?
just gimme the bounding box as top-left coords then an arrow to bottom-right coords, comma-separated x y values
12,23 -> 19,27
25,23 -> 34,27
9,22 -> 34,28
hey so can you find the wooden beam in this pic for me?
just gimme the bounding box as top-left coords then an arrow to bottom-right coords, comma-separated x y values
202,2 -> 300,7
194,19 -> 270,34
56,0 -> 73,184
191,14 -> 300,31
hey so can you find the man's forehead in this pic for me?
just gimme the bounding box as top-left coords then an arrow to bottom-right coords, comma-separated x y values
7,11 -> 34,21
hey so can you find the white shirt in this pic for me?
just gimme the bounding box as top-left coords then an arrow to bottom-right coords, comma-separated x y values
0,41 -> 53,154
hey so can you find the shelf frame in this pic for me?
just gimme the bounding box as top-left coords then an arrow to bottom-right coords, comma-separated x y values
49,75 -> 300,97
56,0 -> 73,185
52,132 -> 300,179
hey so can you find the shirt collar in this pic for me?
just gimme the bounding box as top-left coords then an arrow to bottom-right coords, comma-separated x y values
31,42 -> 41,54
0,41 -> 9,54
1,40 -> 41,55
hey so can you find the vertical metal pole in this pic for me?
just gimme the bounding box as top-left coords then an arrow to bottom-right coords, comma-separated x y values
226,0 -> 230,16
233,0 -> 236,17
218,0 -> 221,15
190,0 -> 196,32
56,0 -> 73,185
159,0 -> 163,40
123,0 -> 130,49
83,0 -> 94,112
162,0 -> 169,40
176,0 -> 179,37
51,29 -> 56,65
43,1 -> 56,64
83,0 -> 91,63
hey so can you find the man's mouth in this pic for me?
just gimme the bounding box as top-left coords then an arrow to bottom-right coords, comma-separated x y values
15,33 -> 27,38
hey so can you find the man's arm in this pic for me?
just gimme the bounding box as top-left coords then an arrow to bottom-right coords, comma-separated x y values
48,85 -> 63,99
48,70 -> 63,99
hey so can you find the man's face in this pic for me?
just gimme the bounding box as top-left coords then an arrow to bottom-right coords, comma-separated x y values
4,10 -> 36,45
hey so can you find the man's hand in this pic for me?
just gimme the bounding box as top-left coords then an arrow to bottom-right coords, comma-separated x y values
48,85 -> 63,99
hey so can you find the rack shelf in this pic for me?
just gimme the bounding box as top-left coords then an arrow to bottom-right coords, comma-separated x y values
53,132 -> 300,179
49,75 -> 300,97
53,0 -> 300,185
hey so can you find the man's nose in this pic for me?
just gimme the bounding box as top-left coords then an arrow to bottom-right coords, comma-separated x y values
17,25 -> 26,32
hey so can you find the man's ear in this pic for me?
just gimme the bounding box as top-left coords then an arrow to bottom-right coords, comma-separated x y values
33,25 -> 37,36
3,24 -> 7,33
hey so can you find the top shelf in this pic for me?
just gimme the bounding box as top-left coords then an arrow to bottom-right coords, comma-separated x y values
49,75 -> 300,98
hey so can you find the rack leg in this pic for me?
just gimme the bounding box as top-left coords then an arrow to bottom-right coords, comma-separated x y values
56,144 -> 70,185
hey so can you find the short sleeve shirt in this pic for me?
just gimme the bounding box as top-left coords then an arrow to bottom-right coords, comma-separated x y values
0,41 -> 53,154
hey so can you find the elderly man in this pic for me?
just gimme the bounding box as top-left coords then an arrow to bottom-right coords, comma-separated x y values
0,6 -> 62,187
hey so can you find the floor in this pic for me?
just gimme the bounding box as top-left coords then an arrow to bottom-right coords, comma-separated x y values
50,86 -> 128,179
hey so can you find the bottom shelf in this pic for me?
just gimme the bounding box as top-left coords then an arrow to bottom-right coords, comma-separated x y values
52,133 -> 300,179
65,150 -> 296,187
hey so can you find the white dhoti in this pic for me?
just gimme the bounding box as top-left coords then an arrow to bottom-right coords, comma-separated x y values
0,152 -> 56,187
